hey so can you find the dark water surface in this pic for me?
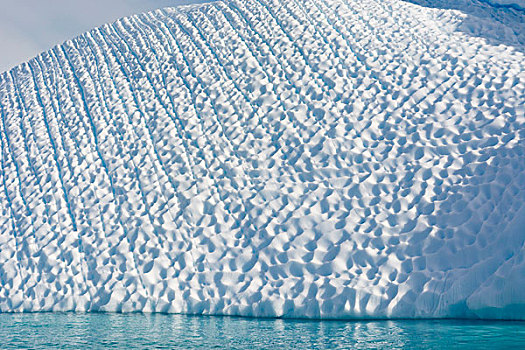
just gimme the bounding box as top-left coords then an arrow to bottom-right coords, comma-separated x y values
0,313 -> 524,349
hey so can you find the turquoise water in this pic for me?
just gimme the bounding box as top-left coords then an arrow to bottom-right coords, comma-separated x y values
1,313 -> 524,349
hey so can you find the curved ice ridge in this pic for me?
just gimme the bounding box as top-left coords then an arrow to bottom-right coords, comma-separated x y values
0,0 -> 524,319
483,0 -> 525,11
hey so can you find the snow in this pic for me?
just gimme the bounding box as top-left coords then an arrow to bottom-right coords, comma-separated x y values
0,0 -> 524,319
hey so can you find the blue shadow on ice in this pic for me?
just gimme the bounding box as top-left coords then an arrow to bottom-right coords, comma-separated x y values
403,0 -> 524,50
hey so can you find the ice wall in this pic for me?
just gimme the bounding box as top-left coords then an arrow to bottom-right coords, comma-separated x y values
0,0 -> 524,319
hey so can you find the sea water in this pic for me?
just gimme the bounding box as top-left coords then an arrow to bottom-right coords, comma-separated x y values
0,313 -> 524,349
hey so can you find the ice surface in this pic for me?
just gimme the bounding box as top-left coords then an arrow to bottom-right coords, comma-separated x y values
486,0 -> 525,10
0,0 -> 524,319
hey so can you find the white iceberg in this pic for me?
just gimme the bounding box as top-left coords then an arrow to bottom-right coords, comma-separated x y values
0,0 -> 524,319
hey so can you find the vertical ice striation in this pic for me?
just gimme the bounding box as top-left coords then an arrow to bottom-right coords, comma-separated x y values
0,0 -> 524,319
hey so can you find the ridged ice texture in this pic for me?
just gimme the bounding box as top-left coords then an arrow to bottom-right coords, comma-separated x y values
0,0 -> 524,319
485,0 -> 525,10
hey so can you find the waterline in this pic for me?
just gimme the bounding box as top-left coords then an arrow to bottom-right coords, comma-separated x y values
1,313 -> 524,349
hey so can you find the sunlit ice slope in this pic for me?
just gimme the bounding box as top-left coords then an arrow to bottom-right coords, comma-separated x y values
0,0 -> 524,319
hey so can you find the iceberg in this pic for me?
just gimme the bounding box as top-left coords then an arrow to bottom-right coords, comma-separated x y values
0,0 -> 524,319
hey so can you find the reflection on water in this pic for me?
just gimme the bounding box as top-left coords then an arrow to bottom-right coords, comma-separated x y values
1,313 -> 524,349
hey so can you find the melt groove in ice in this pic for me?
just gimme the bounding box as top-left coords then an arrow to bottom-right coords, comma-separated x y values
0,0 -> 524,319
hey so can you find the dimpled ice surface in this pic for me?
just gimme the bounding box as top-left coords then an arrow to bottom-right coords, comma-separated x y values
0,0 -> 524,319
